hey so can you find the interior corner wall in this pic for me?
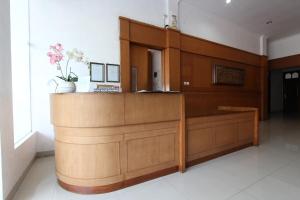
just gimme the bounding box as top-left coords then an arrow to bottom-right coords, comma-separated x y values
0,0 -> 37,198
268,33 -> 300,60
179,1 -> 261,55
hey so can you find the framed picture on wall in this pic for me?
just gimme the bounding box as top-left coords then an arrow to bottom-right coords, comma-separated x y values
106,64 -> 120,83
212,65 -> 245,86
90,62 -> 105,82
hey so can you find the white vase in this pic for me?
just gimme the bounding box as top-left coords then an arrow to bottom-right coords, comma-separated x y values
49,79 -> 76,93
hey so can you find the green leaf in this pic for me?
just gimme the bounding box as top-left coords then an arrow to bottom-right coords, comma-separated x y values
67,72 -> 78,82
56,76 -> 67,81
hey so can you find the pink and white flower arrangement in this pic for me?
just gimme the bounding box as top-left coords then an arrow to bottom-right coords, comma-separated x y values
47,43 -> 89,82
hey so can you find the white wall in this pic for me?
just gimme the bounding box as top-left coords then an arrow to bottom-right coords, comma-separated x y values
268,33 -> 300,59
179,1 -> 261,55
0,0 -> 37,198
29,0 -> 167,152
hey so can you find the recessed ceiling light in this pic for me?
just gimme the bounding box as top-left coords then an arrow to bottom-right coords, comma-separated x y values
226,0 -> 231,4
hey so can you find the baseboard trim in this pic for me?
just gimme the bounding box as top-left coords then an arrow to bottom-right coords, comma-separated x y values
187,143 -> 253,167
5,150 -> 55,200
36,150 -> 55,158
58,166 -> 179,194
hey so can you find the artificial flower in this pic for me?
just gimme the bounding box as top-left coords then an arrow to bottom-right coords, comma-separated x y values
47,43 -> 89,82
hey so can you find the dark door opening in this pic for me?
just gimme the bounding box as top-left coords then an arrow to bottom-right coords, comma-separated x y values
283,71 -> 300,113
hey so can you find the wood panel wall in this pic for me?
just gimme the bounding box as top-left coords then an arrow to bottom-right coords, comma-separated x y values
181,50 -> 262,118
130,45 -> 152,91
269,54 -> 300,70
119,17 -> 268,120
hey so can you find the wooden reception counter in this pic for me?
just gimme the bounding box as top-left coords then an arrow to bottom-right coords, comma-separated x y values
186,107 -> 259,167
50,93 -> 185,194
51,93 -> 259,194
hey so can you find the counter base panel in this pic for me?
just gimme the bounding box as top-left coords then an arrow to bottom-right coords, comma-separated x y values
187,142 -> 253,168
57,166 -> 178,194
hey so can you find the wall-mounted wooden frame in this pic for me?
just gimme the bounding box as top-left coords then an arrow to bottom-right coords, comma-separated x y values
213,65 -> 245,86
90,62 -> 105,82
106,64 -> 120,83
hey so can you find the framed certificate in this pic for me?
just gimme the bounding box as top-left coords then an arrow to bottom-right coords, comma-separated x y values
106,64 -> 120,83
90,62 -> 105,82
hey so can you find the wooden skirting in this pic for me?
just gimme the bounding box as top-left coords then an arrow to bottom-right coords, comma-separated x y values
58,166 -> 178,194
187,143 -> 253,167
269,54 -> 300,70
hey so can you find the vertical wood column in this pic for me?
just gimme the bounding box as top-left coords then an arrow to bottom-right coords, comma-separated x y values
260,56 -> 269,120
120,18 -> 131,92
179,94 -> 186,172
164,29 -> 181,91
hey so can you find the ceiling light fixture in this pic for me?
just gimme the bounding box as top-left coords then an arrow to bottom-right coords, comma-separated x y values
226,0 -> 231,4
266,20 -> 273,25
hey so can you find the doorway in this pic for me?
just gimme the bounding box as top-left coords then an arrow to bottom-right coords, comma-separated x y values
283,71 -> 300,113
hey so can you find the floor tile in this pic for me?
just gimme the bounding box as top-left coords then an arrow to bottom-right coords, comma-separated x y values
228,192 -> 258,200
245,177 -> 300,200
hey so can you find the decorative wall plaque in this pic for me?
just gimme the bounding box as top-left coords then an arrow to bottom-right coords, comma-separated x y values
213,65 -> 245,85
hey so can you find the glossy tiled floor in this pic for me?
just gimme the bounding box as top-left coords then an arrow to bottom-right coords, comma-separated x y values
13,114 -> 300,200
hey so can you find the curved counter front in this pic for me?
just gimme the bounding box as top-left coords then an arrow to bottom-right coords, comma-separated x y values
50,93 -> 185,194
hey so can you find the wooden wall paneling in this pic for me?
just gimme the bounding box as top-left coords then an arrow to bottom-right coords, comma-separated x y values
120,40 -> 131,92
148,51 -> 153,90
184,91 -> 259,118
55,133 -> 123,187
218,106 -> 259,145
269,54 -> 300,70
120,18 -> 131,92
186,111 -> 255,164
130,44 -> 151,91
214,123 -> 238,148
164,48 -> 181,91
124,93 -> 181,125
130,21 -> 166,49
179,95 -> 186,172
124,122 -> 178,179
181,50 -> 261,117
180,34 -> 261,67
181,52 -> 260,92
120,17 -> 130,40
164,29 -> 181,91
119,17 -> 265,128
187,127 -> 214,157
166,29 -> 180,49
260,56 -> 269,120
181,52 -> 212,89
238,120 -> 254,145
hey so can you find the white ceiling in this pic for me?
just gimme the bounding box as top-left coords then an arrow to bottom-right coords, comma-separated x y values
182,0 -> 300,40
